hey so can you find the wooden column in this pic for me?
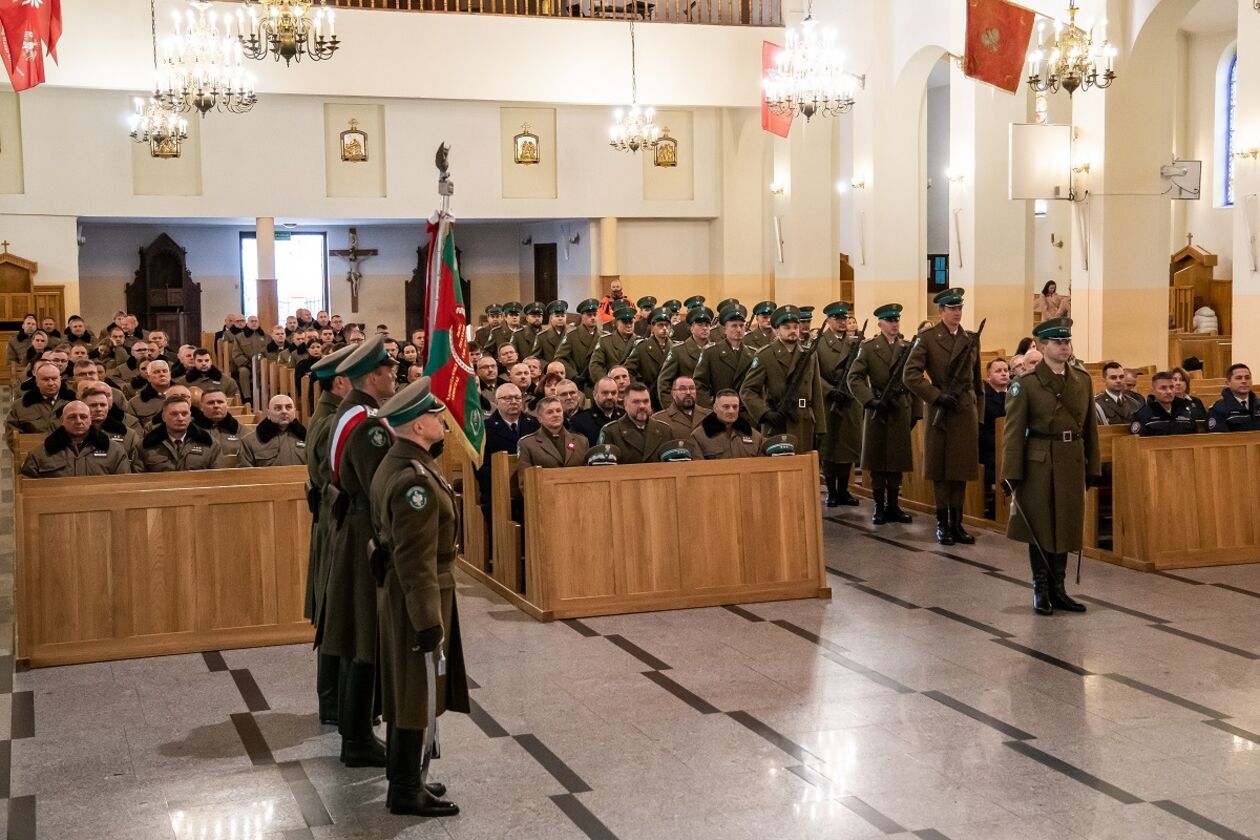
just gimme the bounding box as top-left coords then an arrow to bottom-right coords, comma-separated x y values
255,217 -> 279,327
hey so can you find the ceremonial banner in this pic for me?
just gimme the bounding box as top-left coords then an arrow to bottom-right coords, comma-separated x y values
0,0 -> 62,92
423,213 -> 486,468
963,0 -> 1035,94
761,41 -> 793,138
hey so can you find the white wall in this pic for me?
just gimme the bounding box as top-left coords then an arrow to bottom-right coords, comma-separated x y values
926,82 -> 950,256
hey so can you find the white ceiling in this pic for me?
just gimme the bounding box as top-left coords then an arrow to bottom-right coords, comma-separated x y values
1180,0 -> 1237,35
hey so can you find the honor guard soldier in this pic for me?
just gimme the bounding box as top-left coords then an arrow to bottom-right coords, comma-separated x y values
588,303 -> 638,382
323,336 -> 398,768
370,377 -> 468,816
555,298 -> 601,391
511,302 -> 545,361
815,301 -> 864,506
1130,371 -> 1198,435
304,344 -> 356,726
531,300 -> 569,364
693,304 -> 755,409
1208,364 -> 1260,432
625,308 -> 673,410
490,302 -> 522,354
658,306 -> 714,408
1002,318 -> 1100,615
673,296 -> 706,341
633,296 -> 657,338
474,304 -> 503,354
904,288 -> 984,545
798,305 -> 817,349
745,301 -> 777,351
740,305 -> 827,450
847,303 -> 920,524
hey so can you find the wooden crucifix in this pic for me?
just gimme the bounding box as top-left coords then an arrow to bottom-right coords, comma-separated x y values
329,227 -> 378,314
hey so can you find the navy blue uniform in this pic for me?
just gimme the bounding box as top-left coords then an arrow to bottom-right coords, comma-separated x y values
1130,396 -> 1197,436
1208,390 -> 1260,432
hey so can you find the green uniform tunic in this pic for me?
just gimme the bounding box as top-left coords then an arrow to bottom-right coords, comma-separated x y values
554,325 -> 599,388
846,334 -> 920,473
740,339 -> 827,448
692,339 -> 755,409
305,389 -> 341,624
657,338 -> 709,409
588,329 -> 637,382
531,326 -> 567,364
903,321 -> 983,482
814,329 -> 864,466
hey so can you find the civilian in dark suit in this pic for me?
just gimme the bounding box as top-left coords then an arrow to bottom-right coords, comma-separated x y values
569,376 -> 624,446
476,384 -> 540,518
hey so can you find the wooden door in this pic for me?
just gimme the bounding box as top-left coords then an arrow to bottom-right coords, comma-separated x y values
533,243 -> 558,304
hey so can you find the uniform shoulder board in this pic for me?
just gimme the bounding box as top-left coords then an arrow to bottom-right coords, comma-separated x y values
408,458 -> 428,478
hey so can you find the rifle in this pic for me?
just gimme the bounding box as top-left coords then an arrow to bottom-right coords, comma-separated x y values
871,334 -> 920,416
929,318 -> 987,430
766,337 -> 822,434
827,319 -> 868,415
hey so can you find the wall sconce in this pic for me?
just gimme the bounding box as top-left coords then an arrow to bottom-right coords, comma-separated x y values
1234,146 -> 1260,161
850,179 -> 866,191
769,182 -> 785,196
945,167 -> 965,184
521,235 -> 533,246
1072,162 -> 1092,175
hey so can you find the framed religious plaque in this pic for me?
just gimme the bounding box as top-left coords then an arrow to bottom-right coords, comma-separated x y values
340,118 -> 368,162
513,123 -> 540,166
653,127 -> 678,168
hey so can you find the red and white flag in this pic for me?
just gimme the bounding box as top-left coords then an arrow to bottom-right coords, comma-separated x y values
963,0 -> 1035,95
0,0 -> 62,93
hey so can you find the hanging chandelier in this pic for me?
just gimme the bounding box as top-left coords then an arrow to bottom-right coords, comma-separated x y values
609,22 -> 660,154
156,1 -> 257,116
762,3 -> 864,122
1026,1 -> 1116,96
128,0 -> 188,159
238,0 -> 340,65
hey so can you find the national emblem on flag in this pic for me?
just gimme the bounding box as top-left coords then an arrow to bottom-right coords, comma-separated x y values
963,0 -> 1036,95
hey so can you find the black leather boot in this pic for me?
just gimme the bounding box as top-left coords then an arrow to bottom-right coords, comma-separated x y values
339,661 -> 386,768
950,508 -> 976,545
317,654 -> 340,726
885,487 -> 913,523
935,509 -> 954,545
824,475 -> 840,508
1030,547 -> 1053,615
836,465 -> 859,506
387,727 -> 459,817
871,489 -> 887,525
1048,553 -> 1086,612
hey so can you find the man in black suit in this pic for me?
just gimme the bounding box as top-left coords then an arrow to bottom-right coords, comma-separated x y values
569,376 -> 624,446
476,383 -> 540,518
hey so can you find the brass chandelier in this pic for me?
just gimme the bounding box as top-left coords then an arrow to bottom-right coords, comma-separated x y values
238,0 -> 340,65
609,22 -> 660,154
762,0 -> 864,122
1026,0 -> 1117,96
157,1 -> 257,116
129,0 -> 188,159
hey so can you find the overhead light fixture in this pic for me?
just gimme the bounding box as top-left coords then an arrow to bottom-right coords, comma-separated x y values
609,22 -> 660,153
157,1 -> 257,116
1026,1 -> 1116,97
129,0 -> 188,160
762,1 -> 865,122
238,0 -> 340,65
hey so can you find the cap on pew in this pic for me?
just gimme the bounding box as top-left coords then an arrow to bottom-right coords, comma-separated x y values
311,344 -> 356,381
1181,355 -> 1205,372
336,335 -> 395,380
585,444 -> 619,466
762,434 -> 798,457
379,376 -> 446,427
657,440 -> 694,462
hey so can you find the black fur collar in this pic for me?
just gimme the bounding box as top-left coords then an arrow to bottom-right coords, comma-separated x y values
143,421 -> 212,449
44,424 -> 111,455
194,412 -> 240,434
701,411 -> 751,437
242,327 -> 261,338
185,366 -> 224,383
256,417 -> 306,443
138,383 -> 166,402
101,406 -> 130,435
22,385 -> 73,408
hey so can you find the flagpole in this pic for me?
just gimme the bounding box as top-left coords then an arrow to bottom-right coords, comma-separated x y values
436,142 -> 453,216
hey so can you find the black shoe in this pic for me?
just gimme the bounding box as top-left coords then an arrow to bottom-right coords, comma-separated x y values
1033,586 -> 1054,616
837,491 -> 860,507
1030,549 -> 1053,615
426,781 -> 448,797
950,508 -> 975,545
341,736 -> 387,768
387,785 -> 459,817
935,509 -> 954,546
316,654 -> 340,726
871,490 -> 886,525
885,491 -> 912,523
824,476 -> 840,508
1048,554 -> 1086,612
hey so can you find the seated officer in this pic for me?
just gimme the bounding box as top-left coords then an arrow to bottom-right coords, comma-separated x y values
127,358 -> 174,427
240,394 -> 307,466
1208,363 -> 1260,432
518,396 -> 588,469
80,382 -> 142,470
570,376 -> 623,445
20,400 -> 131,477
1094,361 -> 1143,425
138,395 -> 222,472
73,359 -> 128,414
11,361 -> 75,433
653,375 -> 712,439
195,387 -> 244,466
693,389 -> 763,460
599,382 -> 699,463
1131,371 -> 1197,436
185,348 -> 241,401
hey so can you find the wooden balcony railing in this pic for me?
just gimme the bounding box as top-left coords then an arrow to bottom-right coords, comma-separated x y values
312,0 -> 781,26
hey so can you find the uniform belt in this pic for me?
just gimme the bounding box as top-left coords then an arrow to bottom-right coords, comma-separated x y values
1027,430 -> 1079,442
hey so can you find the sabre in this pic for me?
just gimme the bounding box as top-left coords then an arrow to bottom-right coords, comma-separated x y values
1002,479 -> 1054,582
420,643 -> 447,787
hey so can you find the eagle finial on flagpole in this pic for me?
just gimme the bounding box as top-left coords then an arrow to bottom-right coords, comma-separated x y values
435,143 -> 453,214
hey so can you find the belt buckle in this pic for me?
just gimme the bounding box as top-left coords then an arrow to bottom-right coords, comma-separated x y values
798,398 -> 807,409
1061,431 -> 1072,442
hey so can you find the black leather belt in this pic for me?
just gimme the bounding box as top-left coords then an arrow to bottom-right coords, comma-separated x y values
1027,431 -> 1079,442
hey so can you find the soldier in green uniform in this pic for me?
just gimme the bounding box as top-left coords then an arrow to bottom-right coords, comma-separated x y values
633,296 -> 657,338
798,305 -> 817,350
323,336 -> 397,767
903,288 -> 983,546
1002,318 -> 1100,615
693,304 -> 755,409
847,304 -> 919,525
588,303 -> 638,382
658,306 -> 713,408
370,377 -> 468,816
599,383 -> 699,463
304,345 -> 356,726
510,302 -> 544,361
815,301 -> 864,507
672,296 -> 705,341
555,298 -> 600,390
473,305 -> 503,355
740,306 -> 827,450
489,301 -> 522,356
744,300 -> 776,351
625,308 -> 672,410
531,300 -> 569,364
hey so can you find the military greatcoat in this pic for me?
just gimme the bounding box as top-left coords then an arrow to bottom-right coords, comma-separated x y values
846,334 -> 920,474
531,326 -> 567,365
554,325 -> 599,388
814,329 -> 863,466
740,339 -> 827,447
370,438 -> 470,729
903,321 -> 983,481
305,388 -> 341,624
1002,362 -> 1100,554
588,329 -> 637,382
692,339 -> 755,409
657,337 -> 708,408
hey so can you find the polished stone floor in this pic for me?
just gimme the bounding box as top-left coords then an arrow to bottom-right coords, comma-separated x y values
7,452 -> 1260,836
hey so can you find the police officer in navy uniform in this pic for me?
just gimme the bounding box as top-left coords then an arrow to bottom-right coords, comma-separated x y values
1207,364 -> 1260,432
1131,371 -> 1197,436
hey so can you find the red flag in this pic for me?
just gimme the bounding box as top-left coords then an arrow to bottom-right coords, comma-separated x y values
761,41 -> 793,138
0,0 -> 61,92
963,0 -> 1035,94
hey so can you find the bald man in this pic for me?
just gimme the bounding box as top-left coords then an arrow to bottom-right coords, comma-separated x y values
240,394 -> 308,467
21,400 -> 131,477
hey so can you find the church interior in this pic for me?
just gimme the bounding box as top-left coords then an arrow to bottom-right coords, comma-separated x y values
3,0 -> 1260,837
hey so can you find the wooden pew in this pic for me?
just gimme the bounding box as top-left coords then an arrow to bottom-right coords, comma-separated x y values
457,451 -> 490,577
14,466 -> 313,667
461,453 -> 830,621
490,452 -> 525,594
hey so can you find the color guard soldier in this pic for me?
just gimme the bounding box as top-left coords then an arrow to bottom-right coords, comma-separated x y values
474,304 -> 503,354
1002,318 -> 1099,615
847,303 -> 919,524
672,296 -> 706,341
815,301 -> 863,507
625,308 -> 672,410
324,336 -> 397,768
531,300 -> 569,364
903,288 -> 983,545
588,303 -> 638,382
658,306 -> 714,408
633,296 -> 657,338
744,301 -> 776,351
693,304 -> 755,409
555,299 -> 601,390
370,377 -> 468,816
1208,364 -> 1260,432
511,302 -> 545,361
740,306 -> 827,450
20,400 -> 131,477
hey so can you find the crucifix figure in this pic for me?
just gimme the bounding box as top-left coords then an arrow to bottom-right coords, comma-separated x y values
329,227 -> 378,314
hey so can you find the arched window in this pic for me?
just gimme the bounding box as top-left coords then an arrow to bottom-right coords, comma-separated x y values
1226,52 -> 1238,207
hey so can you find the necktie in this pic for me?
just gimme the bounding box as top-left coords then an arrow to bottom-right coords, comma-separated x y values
510,423 -> 517,434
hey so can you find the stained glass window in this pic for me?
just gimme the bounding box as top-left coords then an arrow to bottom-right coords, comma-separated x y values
1227,52 -> 1237,207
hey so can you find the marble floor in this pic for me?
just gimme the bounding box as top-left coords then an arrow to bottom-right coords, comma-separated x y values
7,447 -> 1260,837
